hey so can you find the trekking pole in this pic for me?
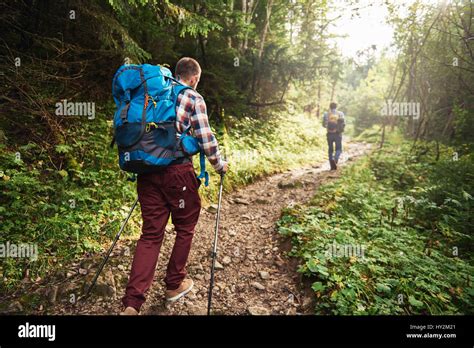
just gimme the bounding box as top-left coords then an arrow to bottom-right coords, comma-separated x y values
207,173 -> 225,315
84,197 -> 139,300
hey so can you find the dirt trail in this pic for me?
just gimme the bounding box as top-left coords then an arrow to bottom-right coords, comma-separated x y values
5,141 -> 371,315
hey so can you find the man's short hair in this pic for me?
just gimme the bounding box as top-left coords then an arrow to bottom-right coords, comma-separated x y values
175,57 -> 201,80
330,102 -> 337,109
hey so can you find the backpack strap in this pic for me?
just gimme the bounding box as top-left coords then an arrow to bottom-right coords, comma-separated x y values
196,151 -> 209,187
172,84 -> 191,105
179,124 -> 192,138
178,124 -> 209,187
120,89 -> 131,123
174,86 -> 209,187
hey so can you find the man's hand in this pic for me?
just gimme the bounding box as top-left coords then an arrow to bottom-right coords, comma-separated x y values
219,161 -> 229,175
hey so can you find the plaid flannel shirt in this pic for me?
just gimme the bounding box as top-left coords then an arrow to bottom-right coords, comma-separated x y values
175,87 -> 224,172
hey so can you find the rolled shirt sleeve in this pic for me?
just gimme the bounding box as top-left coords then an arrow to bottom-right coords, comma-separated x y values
176,88 -> 224,172
190,96 -> 224,172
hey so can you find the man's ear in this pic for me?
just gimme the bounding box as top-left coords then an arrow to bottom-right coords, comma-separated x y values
191,75 -> 199,88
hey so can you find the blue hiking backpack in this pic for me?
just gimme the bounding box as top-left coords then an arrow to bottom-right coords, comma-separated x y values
111,64 -> 208,186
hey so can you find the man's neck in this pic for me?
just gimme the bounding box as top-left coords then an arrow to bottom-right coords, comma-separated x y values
179,79 -> 193,88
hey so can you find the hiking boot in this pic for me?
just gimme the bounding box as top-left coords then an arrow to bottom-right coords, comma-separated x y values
329,159 -> 337,170
120,306 -> 138,315
165,278 -> 194,302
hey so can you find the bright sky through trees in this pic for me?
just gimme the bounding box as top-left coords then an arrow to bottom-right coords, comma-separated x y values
329,0 -> 448,59
330,1 -> 394,59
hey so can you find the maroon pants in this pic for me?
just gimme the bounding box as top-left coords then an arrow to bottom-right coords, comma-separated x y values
122,162 -> 201,311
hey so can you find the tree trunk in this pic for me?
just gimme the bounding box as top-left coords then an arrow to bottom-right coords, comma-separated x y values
241,0 -> 256,52
227,0 -> 234,48
249,0 -> 273,100
380,122 -> 386,149
330,79 -> 337,102
257,0 -> 273,60
316,80 -> 321,118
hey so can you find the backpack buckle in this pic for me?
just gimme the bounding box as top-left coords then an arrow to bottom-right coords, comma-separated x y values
144,94 -> 149,109
145,122 -> 158,133
149,95 -> 157,108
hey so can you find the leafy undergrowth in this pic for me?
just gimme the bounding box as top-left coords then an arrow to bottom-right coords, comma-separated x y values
278,136 -> 473,314
0,105 -> 325,292
354,125 -> 383,144
0,110 -> 139,292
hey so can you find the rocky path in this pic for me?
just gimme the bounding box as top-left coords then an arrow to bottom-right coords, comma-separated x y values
3,141 -> 371,315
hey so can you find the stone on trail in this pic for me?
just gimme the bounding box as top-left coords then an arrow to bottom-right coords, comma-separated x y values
251,281 -> 266,290
232,197 -> 250,205
259,271 -> 270,280
47,285 -> 59,304
248,306 -> 270,315
82,269 -> 116,298
187,304 -> 207,315
207,204 -> 218,213
222,256 -> 232,265
59,282 -> 80,299
214,261 -> 224,270
216,282 -> 227,291
260,223 -> 273,229
189,263 -> 204,274
277,178 -> 303,189
94,270 -> 116,298
254,198 -> 270,204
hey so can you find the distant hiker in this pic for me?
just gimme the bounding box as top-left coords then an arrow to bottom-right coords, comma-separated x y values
322,102 -> 345,170
121,57 -> 228,315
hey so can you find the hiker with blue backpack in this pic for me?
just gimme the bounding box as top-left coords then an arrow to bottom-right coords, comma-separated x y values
111,57 -> 228,315
322,102 -> 345,170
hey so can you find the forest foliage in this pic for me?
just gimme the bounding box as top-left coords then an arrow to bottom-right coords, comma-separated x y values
341,0 -> 473,145
0,0 -> 336,289
278,133 -> 473,314
0,0 -> 472,314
